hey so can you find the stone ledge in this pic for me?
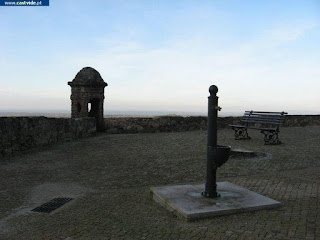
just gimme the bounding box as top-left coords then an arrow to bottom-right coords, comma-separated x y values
105,115 -> 320,134
150,181 -> 281,222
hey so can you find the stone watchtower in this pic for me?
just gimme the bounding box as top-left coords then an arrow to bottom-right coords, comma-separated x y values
68,67 -> 108,131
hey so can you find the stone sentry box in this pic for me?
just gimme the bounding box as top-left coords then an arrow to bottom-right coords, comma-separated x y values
68,67 -> 108,131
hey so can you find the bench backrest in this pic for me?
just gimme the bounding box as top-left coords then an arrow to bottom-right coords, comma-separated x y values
241,111 -> 287,129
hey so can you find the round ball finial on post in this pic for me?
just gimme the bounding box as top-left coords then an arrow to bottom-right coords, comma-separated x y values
209,85 -> 218,96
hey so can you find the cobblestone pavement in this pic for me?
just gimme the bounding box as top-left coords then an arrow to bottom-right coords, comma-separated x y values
0,126 -> 320,239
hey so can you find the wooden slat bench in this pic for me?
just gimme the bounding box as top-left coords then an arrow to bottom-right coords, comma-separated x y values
229,111 -> 288,145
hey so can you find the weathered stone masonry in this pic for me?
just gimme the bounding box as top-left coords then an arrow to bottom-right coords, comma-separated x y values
0,117 -> 96,157
68,67 -> 108,131
104,115 -> 320,134
1,115 -> 318,157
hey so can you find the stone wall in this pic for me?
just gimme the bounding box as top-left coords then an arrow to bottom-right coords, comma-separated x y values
1,115 -> 318,157
283,115 -> 320,127
0,117 -> 96,157
105,115 -> 320,134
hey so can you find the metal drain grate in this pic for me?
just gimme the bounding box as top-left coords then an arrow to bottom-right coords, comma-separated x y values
32,198 -> 73,213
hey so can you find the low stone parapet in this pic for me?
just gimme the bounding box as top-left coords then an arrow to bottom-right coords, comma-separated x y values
0,117 -> 96,157
105,115 -> 320,134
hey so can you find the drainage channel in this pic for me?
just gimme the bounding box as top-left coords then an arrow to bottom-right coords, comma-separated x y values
31,198 -> 73,213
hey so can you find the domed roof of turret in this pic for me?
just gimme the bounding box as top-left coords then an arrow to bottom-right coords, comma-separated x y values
69,67 -> 108,86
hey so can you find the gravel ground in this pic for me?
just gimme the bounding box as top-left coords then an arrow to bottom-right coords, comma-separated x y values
0,126 -> 320,239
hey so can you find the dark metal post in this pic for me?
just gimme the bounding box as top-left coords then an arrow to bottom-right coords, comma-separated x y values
202,85 -> 220,198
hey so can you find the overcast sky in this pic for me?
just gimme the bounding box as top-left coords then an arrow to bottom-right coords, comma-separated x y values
0,0 -> 319,115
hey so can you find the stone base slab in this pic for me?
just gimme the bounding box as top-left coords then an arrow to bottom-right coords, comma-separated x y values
150,181 -> 281,221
